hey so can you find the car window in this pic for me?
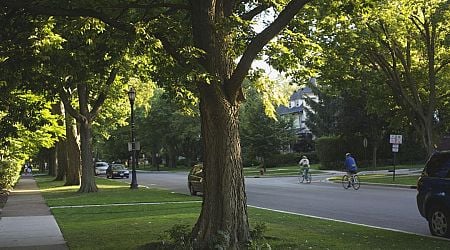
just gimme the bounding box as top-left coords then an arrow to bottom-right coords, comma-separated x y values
112,165 -> 125,170
425,153 -> 450,178
96,162 -> 108,167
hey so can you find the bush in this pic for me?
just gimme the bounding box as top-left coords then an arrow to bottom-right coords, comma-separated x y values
266,152 -> 319,167
315,136 -> 346,169
159,224 -> 192,250
0,161 -> 22,190
265,153 -> 299,167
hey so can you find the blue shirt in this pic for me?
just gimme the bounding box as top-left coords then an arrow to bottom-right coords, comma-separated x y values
345,156 -> 357,171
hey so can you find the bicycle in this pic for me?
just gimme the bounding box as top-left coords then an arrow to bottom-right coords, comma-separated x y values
299,168 -> 312,184
342,173 -> 360,190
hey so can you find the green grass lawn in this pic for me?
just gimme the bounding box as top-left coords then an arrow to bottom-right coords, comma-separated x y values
359,174 -> 420,186
138,164 -> 325,177
35,175 -> 449,249
328,174 -> 421,186
244,164 -> 325,177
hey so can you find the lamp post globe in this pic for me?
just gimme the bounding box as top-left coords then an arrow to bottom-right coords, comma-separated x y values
128,87 -> 136,103
128,87 -> 138,189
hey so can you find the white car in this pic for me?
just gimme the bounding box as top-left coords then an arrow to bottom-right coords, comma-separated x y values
95,162 -> 109,175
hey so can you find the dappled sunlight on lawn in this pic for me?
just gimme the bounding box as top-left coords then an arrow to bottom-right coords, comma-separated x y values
41,185 -> 79,193
97,184 -> 130,190
40,184 -> 130,193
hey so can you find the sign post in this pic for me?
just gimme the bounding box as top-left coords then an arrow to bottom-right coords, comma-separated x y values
363,137 -> 368,168
389,135 -> 402,181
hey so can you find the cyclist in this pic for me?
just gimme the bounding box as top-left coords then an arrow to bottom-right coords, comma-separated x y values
299,155 -> 310,181
344,153 -> 358,187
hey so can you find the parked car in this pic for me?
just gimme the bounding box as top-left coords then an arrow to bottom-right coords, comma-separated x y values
95,162 -> 109,176
188,164 -> 204,196
416,150 -> 450,238
106,164 -> 130,179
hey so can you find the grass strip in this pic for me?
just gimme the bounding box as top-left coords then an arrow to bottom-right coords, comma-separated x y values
36,176 -> 448,249
328,174 -> 420,186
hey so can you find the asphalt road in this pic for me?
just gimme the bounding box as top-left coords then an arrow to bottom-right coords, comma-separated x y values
112,171 -> 430,237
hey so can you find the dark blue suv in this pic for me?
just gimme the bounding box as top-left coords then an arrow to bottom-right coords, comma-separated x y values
416,150 -> 450,238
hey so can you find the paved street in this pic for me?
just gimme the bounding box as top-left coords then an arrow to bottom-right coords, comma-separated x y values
111,170 -> 429,237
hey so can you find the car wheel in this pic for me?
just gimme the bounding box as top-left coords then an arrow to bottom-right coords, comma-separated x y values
189,183 -> 197,196
428,205 -> 450,238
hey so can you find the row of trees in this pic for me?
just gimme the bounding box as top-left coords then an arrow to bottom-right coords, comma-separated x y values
1,0 -> 450,248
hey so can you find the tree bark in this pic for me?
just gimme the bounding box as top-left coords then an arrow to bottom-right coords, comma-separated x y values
77,83 -> 98,193
187,1 -> 311,248
48,147 -> 57,177
55,141 -> 67,180
55,101 -> 67,181
192,85 -> 249,249
65,113 -> 81,186
167,144 -> 177,168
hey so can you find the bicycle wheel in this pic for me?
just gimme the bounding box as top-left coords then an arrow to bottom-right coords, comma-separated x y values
299,173 -> 304,183
306,172 -> 312,183
342,175 -> 350,189
352,175 -> 360,190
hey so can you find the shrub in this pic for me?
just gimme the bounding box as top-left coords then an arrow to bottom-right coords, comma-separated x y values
0,160 -> 22,190
159,224 -> 192,250
315,136 -> 345,169
249,222 -> 271,250
265,153 -> 299,167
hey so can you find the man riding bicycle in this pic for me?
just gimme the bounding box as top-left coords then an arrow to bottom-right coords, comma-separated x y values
299,155 -> 310,180
344,153 -> 358,187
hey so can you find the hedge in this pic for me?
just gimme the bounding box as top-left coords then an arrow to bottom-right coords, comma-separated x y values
244,152 -> 319,168
0,160 -> 22,190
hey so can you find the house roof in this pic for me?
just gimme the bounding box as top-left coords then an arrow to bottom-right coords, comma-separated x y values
276,87 -> 313,115
276,104 -> 303,115
289,87 -> 313,101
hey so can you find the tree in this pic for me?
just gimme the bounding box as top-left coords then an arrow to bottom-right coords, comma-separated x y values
138,89 -> 201,169
3,0 -> 315,247
240,79 -> 296,171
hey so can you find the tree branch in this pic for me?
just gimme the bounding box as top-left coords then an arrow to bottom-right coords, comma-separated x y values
240,4 -> 270,21
227,0 -> 312,102
3,0 -> 135,33
154,33 -> 189,67
436,59 -> 450,73
89,68 -> 118,120
57,86 -> 83,123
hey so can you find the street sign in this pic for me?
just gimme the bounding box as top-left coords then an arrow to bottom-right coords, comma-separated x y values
392,144 -> 399,152
128,142 -> 141,151
389,134 -> 402,144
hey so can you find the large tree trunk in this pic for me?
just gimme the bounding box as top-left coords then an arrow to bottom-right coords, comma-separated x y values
77,83 -> 98,193
78,119 -> 97,192
192,87 -> 249,249
167,144 -> 177,168
55,141 -> 67,180
65,111 -> 81,186
48,147 -> 57,176
187,1 -> 310,248
54,102 -> 67,181
151,148 -> 159,170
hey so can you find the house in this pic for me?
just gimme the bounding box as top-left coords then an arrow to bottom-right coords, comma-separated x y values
276,84 -> 318,152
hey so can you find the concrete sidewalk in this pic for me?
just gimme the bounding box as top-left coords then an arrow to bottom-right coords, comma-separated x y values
0,175 -> 68,250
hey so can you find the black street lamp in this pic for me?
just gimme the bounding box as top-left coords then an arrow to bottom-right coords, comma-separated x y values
128,87 -> 138,189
